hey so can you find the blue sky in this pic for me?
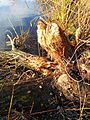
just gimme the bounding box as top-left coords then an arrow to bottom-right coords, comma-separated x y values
0,0 -> 38,19
0,0 -> 34,7
0,0 -> 38,25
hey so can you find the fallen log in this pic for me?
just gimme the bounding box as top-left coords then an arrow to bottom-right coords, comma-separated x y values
0,21 -> 90,103
0,50 -> 57,76
0,49 -> 90,103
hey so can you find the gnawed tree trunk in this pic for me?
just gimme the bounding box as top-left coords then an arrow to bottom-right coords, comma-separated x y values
0,48 -> 90,120
0,50 -> 90,103
1,18 -> 90,103
0,19 -> 90,119
0,50 -> 57,76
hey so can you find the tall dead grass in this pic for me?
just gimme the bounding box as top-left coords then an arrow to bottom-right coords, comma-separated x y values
37,0 -> 90,40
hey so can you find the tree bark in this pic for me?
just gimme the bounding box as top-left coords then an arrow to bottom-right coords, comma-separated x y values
0,50 -> 57,76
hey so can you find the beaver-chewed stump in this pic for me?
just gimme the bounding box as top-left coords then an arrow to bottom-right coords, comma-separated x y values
0,19 -> 90,119
0,49 -> 90,104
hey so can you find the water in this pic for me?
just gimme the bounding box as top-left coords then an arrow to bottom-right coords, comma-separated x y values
0,0 -> 40,50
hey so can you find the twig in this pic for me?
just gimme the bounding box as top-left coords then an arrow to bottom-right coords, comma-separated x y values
79,94 -> 87,120
8,84 -> 15,120
65,41 -> 86,83
30,101 -> 34,114
8,17 -> 19,38
30,107 -> 90,116
31,109 -> 58,116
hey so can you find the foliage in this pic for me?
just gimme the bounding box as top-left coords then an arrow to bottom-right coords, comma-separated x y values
37,0 -> 90,40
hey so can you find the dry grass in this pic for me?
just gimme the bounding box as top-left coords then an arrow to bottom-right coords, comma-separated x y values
37,0 -> 90,40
